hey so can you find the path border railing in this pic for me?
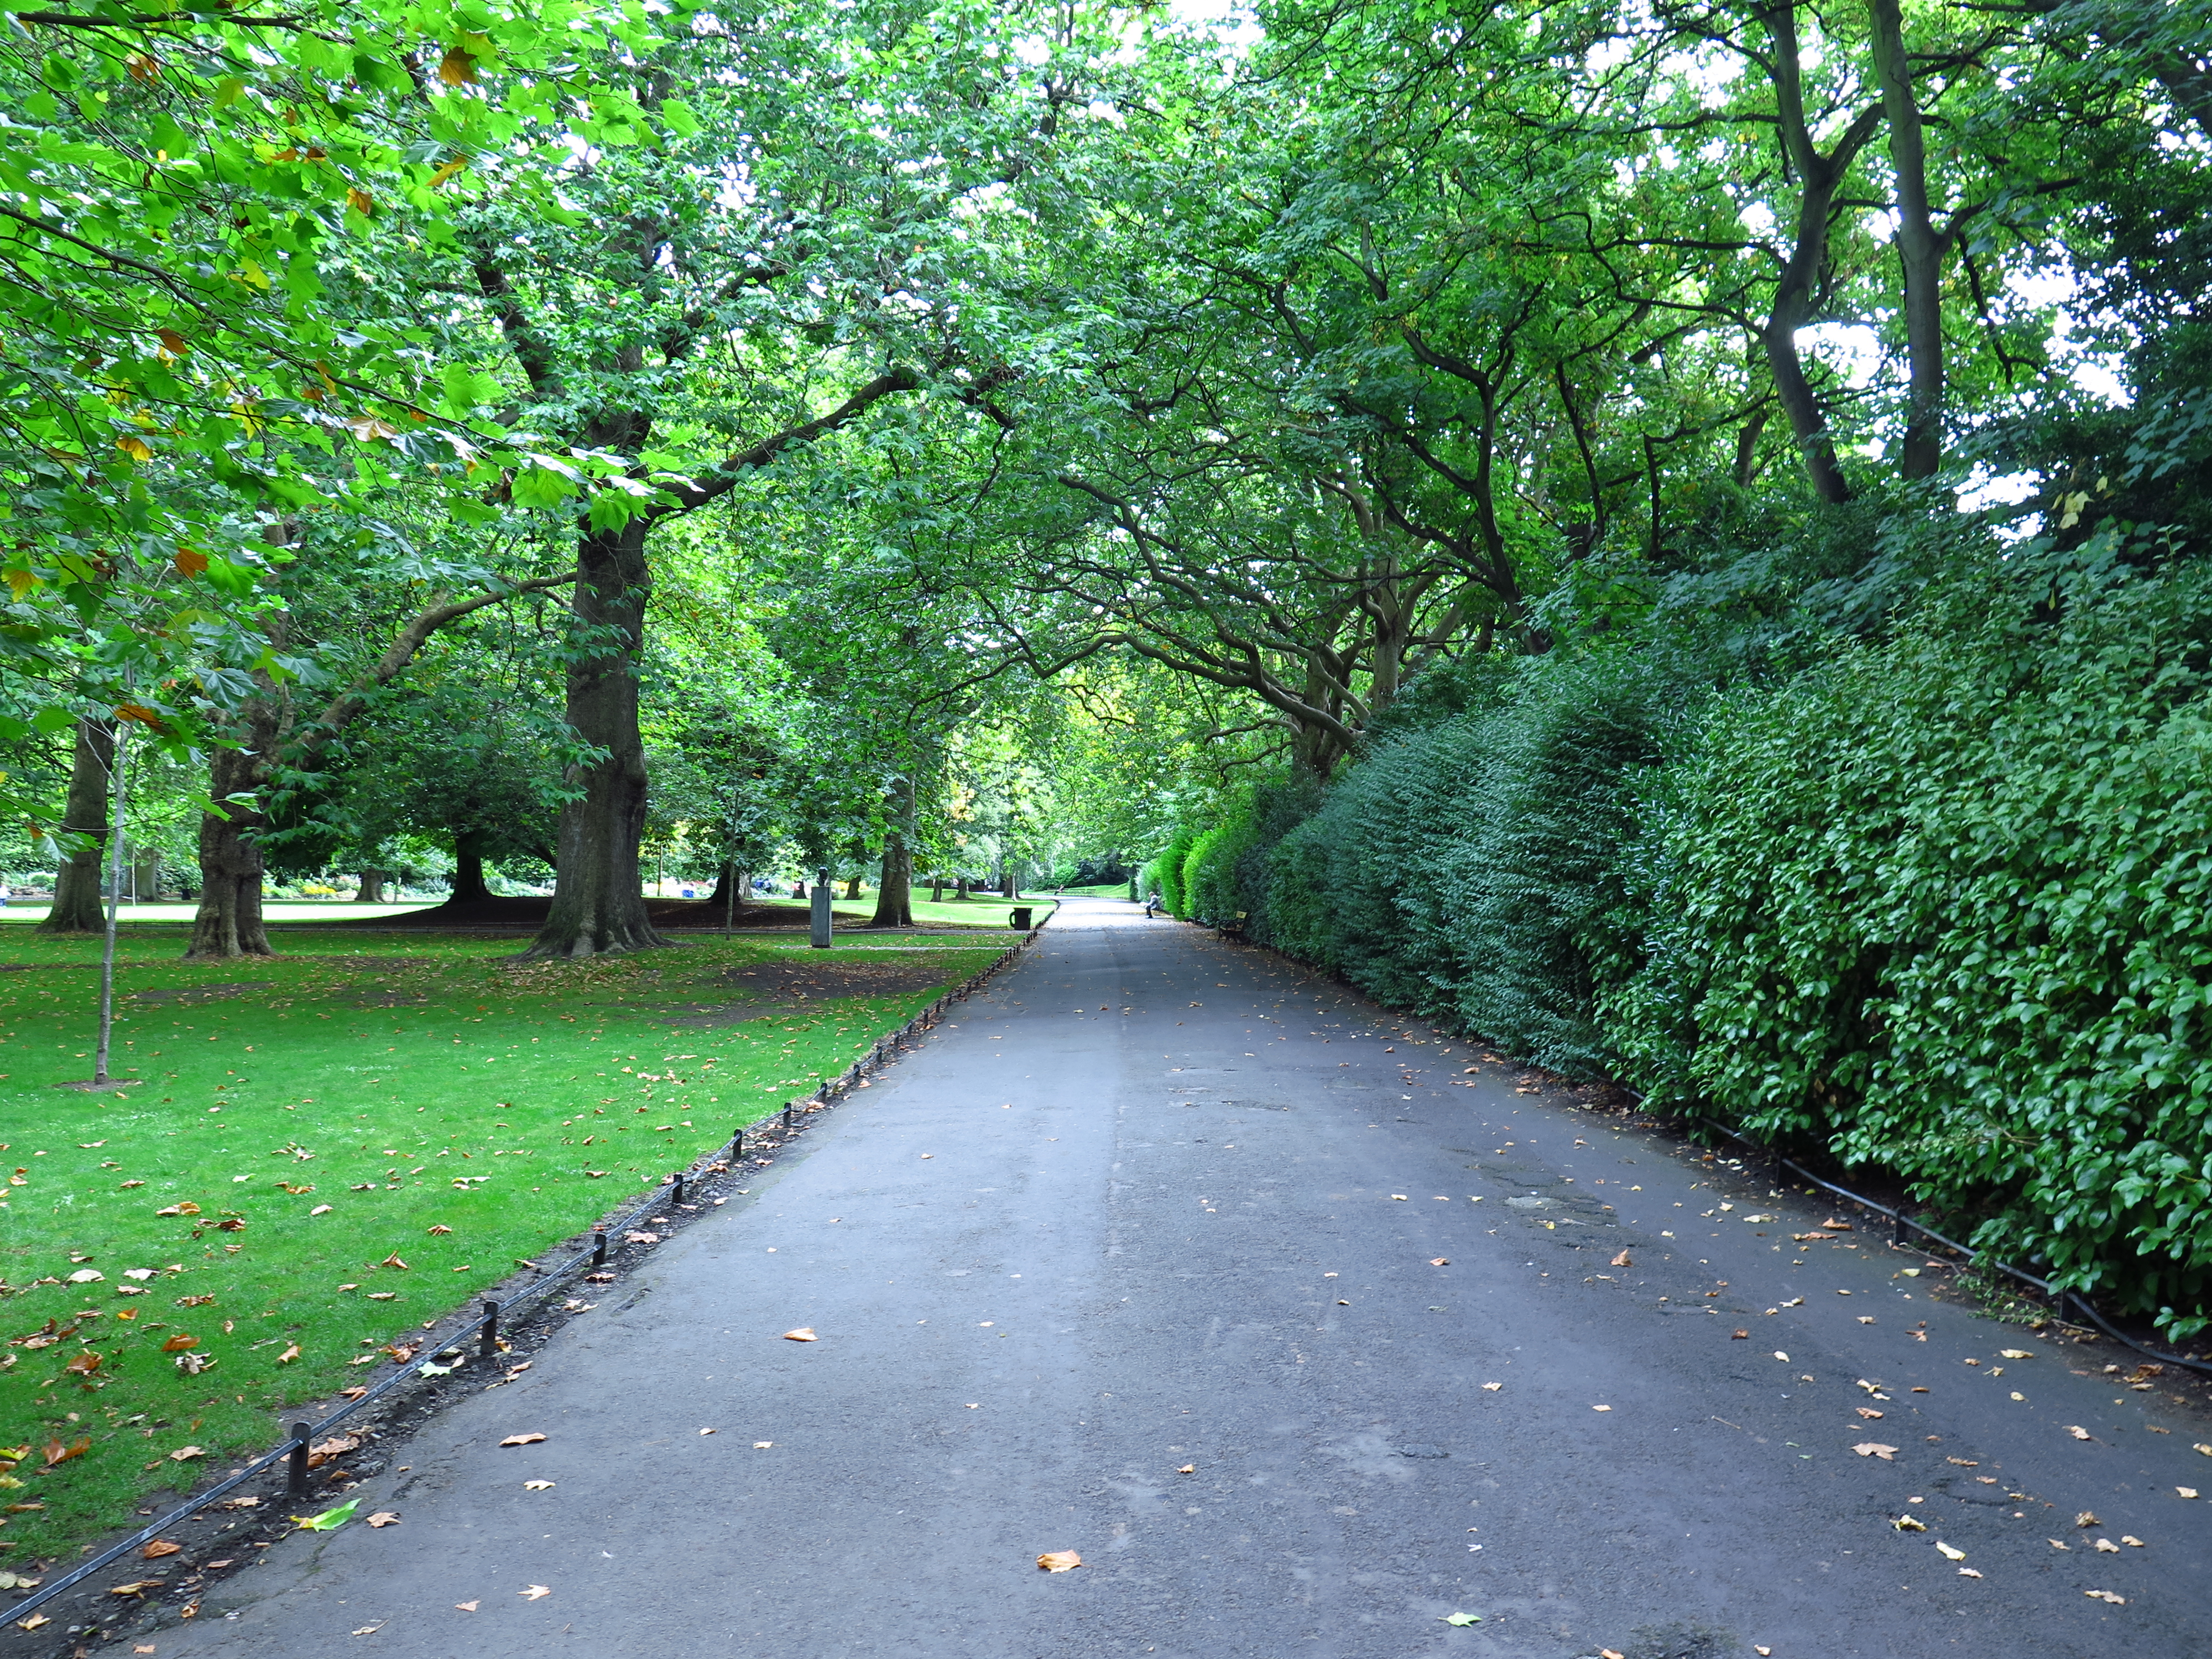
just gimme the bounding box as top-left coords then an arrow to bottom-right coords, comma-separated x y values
7,925 -> 1047,1632
1694,1114 -> 2212,1379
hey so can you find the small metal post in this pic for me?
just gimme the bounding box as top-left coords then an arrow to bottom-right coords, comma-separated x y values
1892,1210 -> 1907,1246
478,1298 -> 499,1360
286,1423 -> 312,1500
730,1131 -> 743,1164
672,1170 -> 686,1204
782,1104 -> 794,1134
591,1231 -> 607,1266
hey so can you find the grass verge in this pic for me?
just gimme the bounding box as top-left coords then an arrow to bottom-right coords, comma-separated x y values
0,926 -> 998,1562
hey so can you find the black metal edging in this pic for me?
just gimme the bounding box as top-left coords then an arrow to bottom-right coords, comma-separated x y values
1693,1114 -> 2212,1378
8,924 -> 1048,1631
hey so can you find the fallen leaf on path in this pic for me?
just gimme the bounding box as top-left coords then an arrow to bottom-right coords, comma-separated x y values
699,1427 -> 716,1435
782,1327 -> 817,1342
351,1624 -> 383,1636
1390,1194 -> 1408,1201
1592,1404 -> 1611,1412
1177,1464 -> 1195,1474
1893,1515 -> 1926,1532
1936,1541 -> 1965,1560
1037,1551 -> 1082,1573
1730,1329 -> 1749,1339
1430,1258 -> 1449,1266
1440,1611 -> 1481,1626
106,1581 -> 160,1599
523,1481 -> 554,1491
2075,1511 -> 2099,1527
1853,1443 -> 1898,1460
366,1511 -> 400,1527
2122,1535 -> 2144,1547
499,1433 -> 547,1447
1957,1567 -> 1982,1578
455,1602 -> 478,1613
753,1442 -> 772,1449
1822,1219 -> 1853,1230
2048,1538 -> 2069,1550
1856,1408 -> 1884,1420
2000,1349 -> 2032,1359
1610,1250 -> 1631,1267
2179,1488 -> 2199,1499
2085,1590 -> 2125,1604
2067,1425 -> 2093,1440
1481,1382 -> 1501,1391
141,1540 -> 181,1559
293,1501 -> 359,1531
1857,1316 -> 1876,1324
519,1585 -> 550,1600
15,1614 -> 48,1632
2094,1538 -> 2120,1553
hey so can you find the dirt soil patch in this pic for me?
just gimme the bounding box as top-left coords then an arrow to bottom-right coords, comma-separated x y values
660,955 -> 965,1027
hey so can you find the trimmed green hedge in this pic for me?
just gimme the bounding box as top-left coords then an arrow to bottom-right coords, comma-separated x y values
1149,538 -> 2212,1339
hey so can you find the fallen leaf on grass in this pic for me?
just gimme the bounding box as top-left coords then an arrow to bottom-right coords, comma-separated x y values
499,1433 -> 547,1447
1936,1541 -> 1965,1561
782,1327 -> 817,1342
520,1585 -> 551,1600
154,1203 -> 200,1217
168,1445 -> 204,1462
276,1343 -> 299,1364
1853,1443 -> 1898,1460
141,1540 -> 181,1559
523,1481 -> 554,1491
379,1254 -> 408,1270
159,1334 -> 199,1353
310,1205 -> 332,1216
427,1225 -> 452,1235
1036,1551 -> 1082,1573
293,1501 -> 359,1532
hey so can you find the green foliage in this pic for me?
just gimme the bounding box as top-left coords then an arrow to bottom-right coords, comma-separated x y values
1604,541 -> 2212,1336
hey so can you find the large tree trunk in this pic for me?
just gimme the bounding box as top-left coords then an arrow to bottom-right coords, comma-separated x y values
1001,867 -> 1017,899
523,520 -> 665,959
870,779 -> 915,928
954,875 -> 969,900
357,869 -> 387,905
40,718 -> 114,935
450,831 -> 493,904
706,862 -> 745,911
185,718 -> 276,960
1867,0 -> 1947,481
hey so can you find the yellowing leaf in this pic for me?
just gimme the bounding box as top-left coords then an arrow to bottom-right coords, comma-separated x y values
346,187 -> 374,216
1852,1443 -> 1898,1460
2086,1589 -> 2125,1604
366,1511 -> 400,1528
2067,1425 -> 2093,1441
1936,1541 -> 1965,1560
782,1327 -> 817,1342
498,1433 -> 546,1447
439,48 -> 479,85
117,436 -> 153,462
2094,1538 -> 2120,1553
1036,1551 -> 1082,1573
293,1500 -> 358,1531
522,1481 -> 554,1491
1441,1611 -> 1481,1626
430,158 -> 469,187
519,1585 -> 551,1600
141,1539 -> 181,1559
1999,1349 -> 2032,1359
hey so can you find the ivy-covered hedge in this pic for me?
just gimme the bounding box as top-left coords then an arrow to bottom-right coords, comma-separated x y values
1141,539 -> 2212,1339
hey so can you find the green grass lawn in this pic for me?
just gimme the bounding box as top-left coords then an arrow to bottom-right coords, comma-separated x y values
0,926 -> 1003,1562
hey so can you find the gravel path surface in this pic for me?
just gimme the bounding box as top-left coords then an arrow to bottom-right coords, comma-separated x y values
143,897 -> 2210,1657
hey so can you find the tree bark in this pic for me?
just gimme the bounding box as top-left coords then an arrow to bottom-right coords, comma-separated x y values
1867,0 -> 1947,480
1757,4 -> 1882,505
185,709 -> 278,960
451,831 -> 493,904
358,869 -> 386,905
843,872 -> 863,901
40,718 -> 114,935
706,862 -> 746,915
1001,867 -> 1018,899
521,519 -> 666,960
930,873 -> 945,902
870,777 -> 916,928
954,875 -> 969,900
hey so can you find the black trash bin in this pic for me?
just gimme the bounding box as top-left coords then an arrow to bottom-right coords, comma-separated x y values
1010,906 -> 1032,930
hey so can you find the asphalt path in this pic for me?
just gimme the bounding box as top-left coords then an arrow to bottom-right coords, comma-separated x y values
148,896 -> 2210,1657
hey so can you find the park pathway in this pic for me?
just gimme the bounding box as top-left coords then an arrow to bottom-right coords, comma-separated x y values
150,898 -> 2209,1657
